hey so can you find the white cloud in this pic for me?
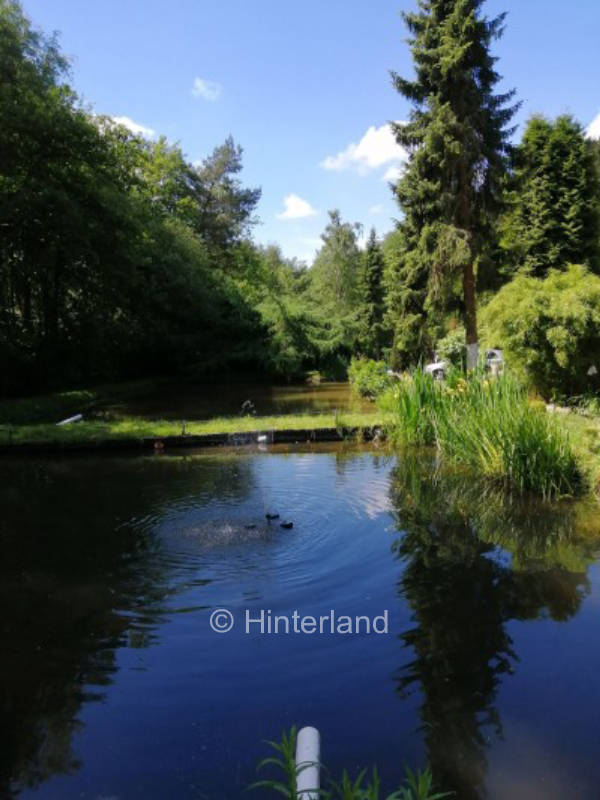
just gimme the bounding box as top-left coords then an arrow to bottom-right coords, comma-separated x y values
382,164 -> 404,182
276,194 -> 318,220
368,204 -> 384,215
585,111 -> 600,140
320,123 -> 408,174
192,77 -> 222,101
111,115 -> 155,138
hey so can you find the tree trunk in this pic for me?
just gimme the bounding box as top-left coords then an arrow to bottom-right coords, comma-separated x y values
457,155 -> 479,370
463,261 -> 478,369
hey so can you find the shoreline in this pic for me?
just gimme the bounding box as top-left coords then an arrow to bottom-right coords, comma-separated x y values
0,417 -> 383,455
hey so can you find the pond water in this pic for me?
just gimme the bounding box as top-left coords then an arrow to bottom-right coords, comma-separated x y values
2,446 -> 600,799
105,380 -> 373,420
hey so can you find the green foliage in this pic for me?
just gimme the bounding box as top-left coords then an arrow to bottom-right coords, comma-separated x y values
1,410 -> 384,446
357,229 -> 388,359
381,369 -> 583,498
250,727 -> 450,800
249,726 -> 301,798
434,371 -> 582,499
396,766 -> 453,800
500,115 -> 600,277
480,264 -> 600,397
296,209 -> 368,376
386,0 -> 518,367
2,0 -> 600,404
378,369 -> 444,446
0,0 -> 271,393
434,327 -> 466,369
253,246 -> 326,378
310,210 -> 363,312
348,358 -> 392,398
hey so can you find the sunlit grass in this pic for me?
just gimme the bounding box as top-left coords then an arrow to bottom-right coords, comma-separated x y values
561,411 -> 600,493
0,411 -> 385,446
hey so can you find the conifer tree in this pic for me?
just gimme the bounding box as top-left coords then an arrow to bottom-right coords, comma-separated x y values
387,0 -> 518,368
357,228 -> 386,358
310,210 -> 362,310
500,115 -> 600,277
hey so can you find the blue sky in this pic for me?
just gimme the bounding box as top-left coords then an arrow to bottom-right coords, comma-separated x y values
22,0 -> 600,263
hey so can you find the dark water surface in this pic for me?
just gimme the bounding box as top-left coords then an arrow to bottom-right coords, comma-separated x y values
2,446 -> 600,799
106,380 -> 373,420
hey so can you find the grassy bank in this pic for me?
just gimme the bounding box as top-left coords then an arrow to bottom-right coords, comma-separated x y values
561,411 -> 600,491
0,411 -> 385,447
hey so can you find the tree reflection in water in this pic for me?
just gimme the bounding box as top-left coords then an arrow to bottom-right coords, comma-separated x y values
0,454 -> 254,798
389,455 -> 598,799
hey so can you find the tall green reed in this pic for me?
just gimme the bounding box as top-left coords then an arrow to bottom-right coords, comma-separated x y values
379,368 -> 583,499
377,369 -> 443,446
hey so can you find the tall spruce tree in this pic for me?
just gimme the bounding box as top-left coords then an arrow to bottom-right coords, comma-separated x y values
387,0 -> 518,368
358,228 -> 386,358
500,115 -> 600,277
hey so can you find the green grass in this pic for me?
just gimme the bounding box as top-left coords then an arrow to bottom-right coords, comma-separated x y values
0,411 -> 385,446
561,411 -> 600,492
379,369 -> 583,499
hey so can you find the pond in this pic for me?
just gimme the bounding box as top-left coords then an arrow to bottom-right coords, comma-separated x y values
104,380 -> 373,420
2,445 -> 600,799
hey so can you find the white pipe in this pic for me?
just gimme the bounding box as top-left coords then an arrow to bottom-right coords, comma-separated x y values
296,726 -> 320,799
56,413 -> 83,426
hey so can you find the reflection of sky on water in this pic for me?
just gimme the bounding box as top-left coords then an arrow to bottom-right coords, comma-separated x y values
2,449 -> 600,799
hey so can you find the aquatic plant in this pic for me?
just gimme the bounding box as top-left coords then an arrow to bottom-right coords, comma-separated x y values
379,369 -> 583,499
250,727 -> 451,799
250,726 -> 302,798
434,370 -> 582,499
377,369 -> 443,446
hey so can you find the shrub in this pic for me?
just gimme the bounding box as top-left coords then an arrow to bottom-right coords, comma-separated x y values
348,357 -> 392,398
434,326 -> 466,369
480,264 -> 600,398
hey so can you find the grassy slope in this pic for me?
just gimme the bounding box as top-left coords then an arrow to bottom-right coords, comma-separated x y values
0,411 -> 385,445
562,412 -> 600,491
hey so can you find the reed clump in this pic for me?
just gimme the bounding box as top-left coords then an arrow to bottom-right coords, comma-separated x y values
378,369 -> 583,499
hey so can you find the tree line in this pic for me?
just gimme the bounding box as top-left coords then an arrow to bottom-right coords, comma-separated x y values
1,0 -> 600,398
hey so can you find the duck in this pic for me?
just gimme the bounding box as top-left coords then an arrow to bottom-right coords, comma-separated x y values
280,521 -> 293,530
265,513 -> 280,521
